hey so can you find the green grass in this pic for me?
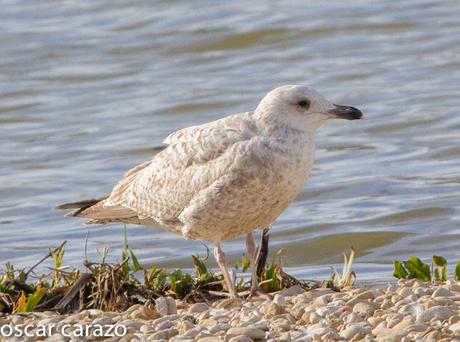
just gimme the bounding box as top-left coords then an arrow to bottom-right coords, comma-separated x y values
393,254 -> 460,282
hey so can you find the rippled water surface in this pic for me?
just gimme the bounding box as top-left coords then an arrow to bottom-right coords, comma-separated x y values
1,0 -> 460,280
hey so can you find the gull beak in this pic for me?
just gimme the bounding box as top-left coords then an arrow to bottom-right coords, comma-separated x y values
327,104 -> 363,120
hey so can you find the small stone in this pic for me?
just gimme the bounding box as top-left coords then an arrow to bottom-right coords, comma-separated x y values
118,334 -> 136,342
424,330 -> 441,340
340,324 -> 371,340
273,294 -> 285,306
279,285 -> 304,297
156,319 -> 173,331
197,337 -> 223,342
447,281 -> 460,292
169,338 -> 192,342
37,317 -> 61,326
312,294 -> 331,307
93,316 -> 113,325
209,322 -> 230,333
391,294 -> 402,304
43,335 -> 69,342
353,302 -> 374,315
392,316 -> 414,330
368,316 -> 383,327
152,314 -> 178,326
178,319 -> 195,334
413,287 -> 428,297
309,311 -> 321,324
200,318 -> 218,326
405,294 -> 418,303
189,303 -> 209,314
398,302 -> 423,317
251,320 -> 269,331
372,321 -> 388,336
374,328 -> 404,342
346,291 -> 374,306
149,327 -> 178,340
215,298 -> 243,309
345,313 -> 363,324
155,297 -> 177,315
290,304 -> 305,320
306,325 -> 340,339
140,324 -> 154,333
397,287 -> 413,298
449,316 -> 460,325
381,299 -> 392,309
227,327 -> 265,340
228,336 -> 254,342
122,320 -> 144,330
182,327 -> 202,339
260,303 -> 284,317
316,306 -> 337,317
386,283 -> 398,294
416,305 -> 456,322
131,306 -> 161,320
406,323 -> 429,332
277,332 -> 291,342
431,287 -> 453,298
270,318 -> 291,331
450,323 -> 460,335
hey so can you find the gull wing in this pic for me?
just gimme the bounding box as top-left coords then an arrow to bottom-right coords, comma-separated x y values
84,112 -> 258,231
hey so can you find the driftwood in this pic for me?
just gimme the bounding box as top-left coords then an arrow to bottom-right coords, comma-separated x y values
55,273 -> 93,313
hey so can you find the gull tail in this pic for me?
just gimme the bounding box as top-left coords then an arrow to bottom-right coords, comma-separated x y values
54,197 -> 108,217
55,196 -> 144,225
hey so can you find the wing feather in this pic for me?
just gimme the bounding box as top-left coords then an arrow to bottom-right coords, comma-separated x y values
101,112 -> 258,232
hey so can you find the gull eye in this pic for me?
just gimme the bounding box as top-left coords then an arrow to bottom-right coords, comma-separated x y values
297,100 -> 310,109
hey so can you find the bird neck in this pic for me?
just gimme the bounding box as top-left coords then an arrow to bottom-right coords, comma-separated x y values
252,112 -> 315,143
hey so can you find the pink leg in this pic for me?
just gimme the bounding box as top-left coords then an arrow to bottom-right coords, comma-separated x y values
246,232 -> 269,299
214,244 -> 238,298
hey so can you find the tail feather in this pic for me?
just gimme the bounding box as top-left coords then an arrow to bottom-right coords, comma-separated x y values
54,196 -> 108,217
55,196 -> 143,225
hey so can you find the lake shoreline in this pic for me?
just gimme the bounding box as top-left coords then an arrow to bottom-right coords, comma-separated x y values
2,280 -> 460,341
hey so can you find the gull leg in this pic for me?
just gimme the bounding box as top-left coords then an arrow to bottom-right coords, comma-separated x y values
246,232 -> 269,299
214,244 -> 238,298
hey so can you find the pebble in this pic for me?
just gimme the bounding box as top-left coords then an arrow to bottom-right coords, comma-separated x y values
353,302 -> 374,315
131,305 -> 161,320
273,294 -> 285,306
155,297 -> 177,315
4,281 -> 460,341
197,337 -> 223,342
340,324 -> 371,339
227,327 -> 266,340
279,285 -> 304,297
449,321 -> 460,332
189,303 -> 209,314
260,302 -> 284,317
447,281 -> 460,292
431,287 -> 453,298
227,336 -> 255,342
416,305 -> 456,322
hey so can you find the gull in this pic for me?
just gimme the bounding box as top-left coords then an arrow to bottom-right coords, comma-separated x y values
56,85 -> 363,298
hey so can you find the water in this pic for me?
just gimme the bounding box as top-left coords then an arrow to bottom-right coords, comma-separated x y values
1,0 -> 460,281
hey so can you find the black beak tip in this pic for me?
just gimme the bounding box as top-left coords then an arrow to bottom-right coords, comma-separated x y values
330,104 -> 363,120
347,106 -> 363,120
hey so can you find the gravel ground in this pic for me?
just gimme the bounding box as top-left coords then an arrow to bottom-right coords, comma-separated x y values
2,280 -> 460,341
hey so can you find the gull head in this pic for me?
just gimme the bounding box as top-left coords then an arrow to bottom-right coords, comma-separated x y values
255,85 -> 363,134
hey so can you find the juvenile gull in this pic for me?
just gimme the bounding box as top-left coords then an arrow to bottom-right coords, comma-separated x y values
57,85 -> 363,298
